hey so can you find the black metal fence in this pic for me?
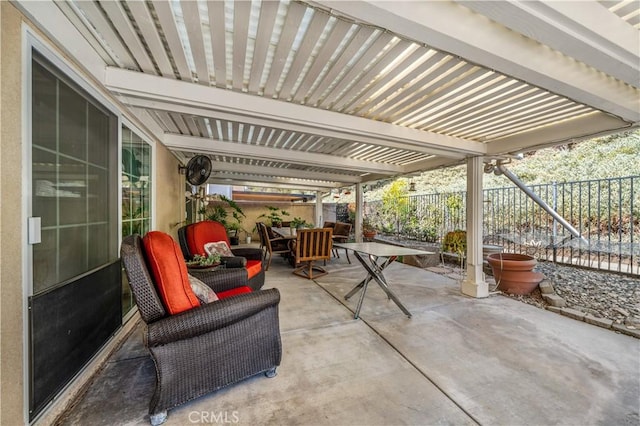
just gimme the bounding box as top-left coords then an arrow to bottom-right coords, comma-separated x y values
360,175 -> 639,275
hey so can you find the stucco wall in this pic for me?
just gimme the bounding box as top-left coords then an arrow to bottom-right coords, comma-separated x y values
1,3 -> 25,423
154,147 -> 184,239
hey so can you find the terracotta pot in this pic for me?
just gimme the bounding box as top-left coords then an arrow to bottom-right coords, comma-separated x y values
487,253 -> 544,295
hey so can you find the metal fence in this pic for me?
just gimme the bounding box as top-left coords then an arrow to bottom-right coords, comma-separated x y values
361,175 -> 639,275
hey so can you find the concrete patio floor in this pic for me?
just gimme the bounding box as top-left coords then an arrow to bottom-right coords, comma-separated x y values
59,255 -> 639,425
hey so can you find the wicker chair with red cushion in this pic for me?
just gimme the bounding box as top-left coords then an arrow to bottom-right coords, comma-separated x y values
121,232 -> 281,425
180,221 -> 265,290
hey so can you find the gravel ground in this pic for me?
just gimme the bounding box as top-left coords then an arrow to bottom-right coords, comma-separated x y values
498,261 -> 640,327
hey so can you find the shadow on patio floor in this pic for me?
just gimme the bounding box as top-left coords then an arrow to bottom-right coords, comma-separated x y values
58,257 -> 640,426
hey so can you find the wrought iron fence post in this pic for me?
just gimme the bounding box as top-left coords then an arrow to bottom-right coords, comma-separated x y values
552,181 -> 558,263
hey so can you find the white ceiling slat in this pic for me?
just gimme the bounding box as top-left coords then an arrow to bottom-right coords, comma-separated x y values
165,134 -> 405,175
170,112 -> 190,134
152,0 -> 193,81
320,1 -> 639,122
207,0 -> 227,88
100,1 -> 157,74
247,1 -> 280,93
360,55 -> 460,118
484,107 -> 594,141
382,62 -> 476,122
184,116 -> 200,136
211,162 -> 363,183
349,50 -> 447,116
306,26 -> 376,107
210,119 -> 222,141
155,111 -> 180,133
461,0 -> 640,88
292,18 -> 353,103
318,32 -> 395,109
195,117 -> 209,137
55,1 -> 119,66
125,1 -> 174,77
448,92 -> 555,136
467,104 -> 590,141
481,108 -> 593,142
416,77 -> 514,130
456,98 -> 573,139
333,40 -> 415,112
278,11 -> 331,99
106,68 -> 479,156
72,1 -> 138,69
232,0 -> 251,90
401,69 -> 495,128
263,2 -> 307,98
428,84 -> 536,132
180,0 -> 210,85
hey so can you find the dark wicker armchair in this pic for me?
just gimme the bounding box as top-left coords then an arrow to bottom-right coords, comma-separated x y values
178,221 -> 266,290
121,234 -> 282,425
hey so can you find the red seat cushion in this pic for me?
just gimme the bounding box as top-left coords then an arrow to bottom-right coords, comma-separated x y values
217,286 -> 252,299
143,231 -> 200,315
246,260 -> 262,279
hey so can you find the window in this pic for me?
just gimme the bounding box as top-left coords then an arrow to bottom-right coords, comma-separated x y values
121,125 -> 152,315
31,53 -> 118,294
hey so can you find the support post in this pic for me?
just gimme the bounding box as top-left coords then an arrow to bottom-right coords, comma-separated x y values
355,183 -> 363,242
461,156 -> 489,298
315,190 -> 323,228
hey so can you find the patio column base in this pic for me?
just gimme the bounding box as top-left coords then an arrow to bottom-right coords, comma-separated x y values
461,278 -> 489,298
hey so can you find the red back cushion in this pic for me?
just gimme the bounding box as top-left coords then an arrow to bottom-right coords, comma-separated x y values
143,231 -> 200,315
186,221 -> 230,256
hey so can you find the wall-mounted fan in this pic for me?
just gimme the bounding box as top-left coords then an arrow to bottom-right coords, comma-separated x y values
184,155 -> 212,186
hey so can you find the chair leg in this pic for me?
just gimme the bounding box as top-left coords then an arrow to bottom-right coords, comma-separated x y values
265,252 -> 272,270
150,411 -> 167,426
344,248 -> 351,264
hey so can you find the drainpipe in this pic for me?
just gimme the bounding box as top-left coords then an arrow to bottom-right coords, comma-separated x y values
494,162 -> 588,245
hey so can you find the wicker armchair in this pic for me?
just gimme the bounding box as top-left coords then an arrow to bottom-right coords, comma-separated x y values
178,221 -> 265,290
121,234 -> 282,425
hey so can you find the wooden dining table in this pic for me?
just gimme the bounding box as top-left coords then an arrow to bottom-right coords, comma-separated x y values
271,226 -> 298,240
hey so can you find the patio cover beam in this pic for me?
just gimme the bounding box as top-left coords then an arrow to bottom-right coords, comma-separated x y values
210,162 -> 364,184
207,177 -> 334,192
315,1 -> 640,125
163,134 -> 407,176
458,0 -> 640,89
105,68 -> 483,159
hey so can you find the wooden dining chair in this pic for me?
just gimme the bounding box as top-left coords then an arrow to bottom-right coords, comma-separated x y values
292,228 -> 333,280
331,222 -> 352,263
258,222 -> 291,270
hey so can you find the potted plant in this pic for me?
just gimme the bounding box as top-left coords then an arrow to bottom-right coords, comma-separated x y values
442,230 -> 466,256
442,230 -> 466,269
362,217 -> 377,240
258,205 -> 290,227
185,252 -> 222,269
291,217 -> 312,229
204,194 -> 246,245
487,253 -> 544,295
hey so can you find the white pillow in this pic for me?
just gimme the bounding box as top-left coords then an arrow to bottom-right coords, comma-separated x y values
204,241 -> 234,257
188,274 -> 219,304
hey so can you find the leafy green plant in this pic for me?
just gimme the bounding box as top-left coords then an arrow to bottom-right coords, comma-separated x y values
291,217 -> 312,229
187,252 -> 221,267
204,194 -> 246,236
442,230 -> 466,256
258,205 -> 290,227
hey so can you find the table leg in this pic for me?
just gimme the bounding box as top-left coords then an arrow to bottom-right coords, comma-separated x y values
350,252 -> 412,319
